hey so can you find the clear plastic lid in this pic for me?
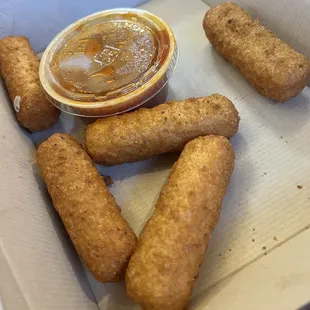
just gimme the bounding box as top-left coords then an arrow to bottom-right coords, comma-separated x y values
40,8 -> 178,117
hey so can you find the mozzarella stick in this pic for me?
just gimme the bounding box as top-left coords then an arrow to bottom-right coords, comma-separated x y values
203,3 -> 310,102
0,36 -> 60,131
37,133 -> 137,282
86,95 -> 239,165
126,135 -> 235,310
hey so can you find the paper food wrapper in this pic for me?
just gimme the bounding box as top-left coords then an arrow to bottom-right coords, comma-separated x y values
1,0 -> 310,309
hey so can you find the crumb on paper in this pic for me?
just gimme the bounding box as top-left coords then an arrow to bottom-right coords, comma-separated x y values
273,236 -> 278,241
218,253 -> 222,257
297,185 -> 303,189
263,172 -> 267,175
252,239 -> 255,242
103,175 -> 114,186
285,140 -> 288,143
253,228 -> 255,231
264,252 -> 267,256
262,246 -> 267,250
280,136 -> 283,139
229,248 -> 232,252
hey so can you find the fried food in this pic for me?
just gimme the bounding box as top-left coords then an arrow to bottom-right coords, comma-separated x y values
126,135 -> 235,310
85,94 -> 239,165
37,133 -> 137,282
203,2 -> 310,102
0,36 -> 60,131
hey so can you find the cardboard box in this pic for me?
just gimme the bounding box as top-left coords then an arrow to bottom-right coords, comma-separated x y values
1,0 -> 310,309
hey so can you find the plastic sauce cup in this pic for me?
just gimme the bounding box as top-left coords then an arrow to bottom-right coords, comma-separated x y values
39,8 -> 178,117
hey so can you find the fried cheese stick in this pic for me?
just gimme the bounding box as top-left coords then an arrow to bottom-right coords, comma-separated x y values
86,95 -> 239,165
126,135 -> 235,310
203,3 -> 310,102
37,133 -> 137,282
0,36 -> 60,131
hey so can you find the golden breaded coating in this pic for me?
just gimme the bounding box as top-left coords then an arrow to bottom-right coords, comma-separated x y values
126,135 -> 235,310
37,133 -> 137,282
86,95 -> 239,165
0,36 -> 60,131
203,3 -> 310,102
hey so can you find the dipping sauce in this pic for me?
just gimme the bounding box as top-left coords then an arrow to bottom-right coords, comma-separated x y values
52,20 -> 158,96
40,9 -> 178,117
